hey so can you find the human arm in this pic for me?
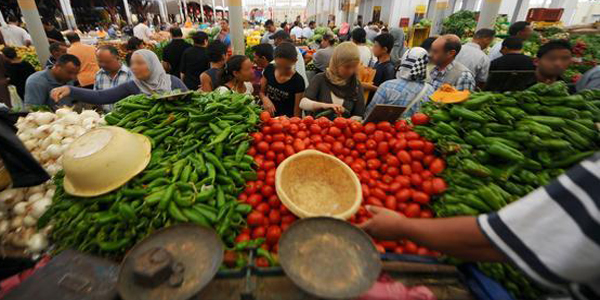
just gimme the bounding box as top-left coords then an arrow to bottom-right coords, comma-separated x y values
200,73 -> 213,92
294,92 -> 303,117
358,206 -> 505,262
51,81 -> 137,104
298,76 -> 343,114
259,76 -> 275,115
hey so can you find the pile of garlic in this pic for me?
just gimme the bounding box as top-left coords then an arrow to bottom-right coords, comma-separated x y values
0,108 -> 105,254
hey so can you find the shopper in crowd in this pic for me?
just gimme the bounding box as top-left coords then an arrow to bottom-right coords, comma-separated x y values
428,34 -> 476,91
253,44 -> 274,70
261,19 -> 279,44
1,47 -> 36,100
200,40 -> 228,92
271,30 -> 308,87
125,37 -> 144,66
50,49 -> 187,105
180,31 -> 210,90
364,33 -> 396,102
312,34 -> 336,73
107,25 -> 118,39
0,15 -> 31,47
420,37 -> 437,53
94,45 -> 133,112
260,42 -> 305,117
389,28 -> 406,67
218,19 -> 231,48
43,19 -> 65,44
215,55 -> 254,95
366,47 -> 434,118
303,21 -> 315,40
365,24 -> 380,43
534,40 -> 572,85
45,43 -> 68,69
359,152 -> 600,300
489,37 -> 535,71
300,42 -> 365,120
25,54 -> 80,108
576,66 -> 600,92
351,28 -> 375,67
488,21 -> 532,61
455,28 -> 494,87
162,27 -> 191,78
290,21 -> 303,41
133,17 -> 154,43
65,32 -> 99,89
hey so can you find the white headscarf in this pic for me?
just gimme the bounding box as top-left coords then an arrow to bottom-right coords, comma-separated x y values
131,49 -> 172,95
397,47 -> 429,82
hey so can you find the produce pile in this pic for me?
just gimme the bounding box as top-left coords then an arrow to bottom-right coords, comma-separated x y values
416,82 -> 600,299
237,113 -> 445,260
39,92 -> 260,257
565,34 -> 600,83
442,11 -> 477,38
0,109 -> 104,254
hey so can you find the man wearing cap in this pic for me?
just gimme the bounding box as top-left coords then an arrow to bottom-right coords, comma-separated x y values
271,30 -> 308,87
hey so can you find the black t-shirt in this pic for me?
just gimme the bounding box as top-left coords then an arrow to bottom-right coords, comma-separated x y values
5,61 -> 36,99
45,28 -> 64,43
490,53 -> 536,71
162,39 -> 191,78
263,64 -> 305,117
369,60 -> 396,102
180,46 -> 210,90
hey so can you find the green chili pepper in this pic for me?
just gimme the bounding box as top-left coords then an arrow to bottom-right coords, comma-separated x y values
450,106 -> 486,122
98,238 -> 130,252
235,204 -> 252,214
487,142 -> 525,162
158,185 -> 175,210
182,208 -> 210,226
168,202 -> 189,222
204,151 -> 228,175
206,162 -> 216,184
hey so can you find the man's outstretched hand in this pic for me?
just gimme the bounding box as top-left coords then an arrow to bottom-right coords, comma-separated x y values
357,205 -> 407,241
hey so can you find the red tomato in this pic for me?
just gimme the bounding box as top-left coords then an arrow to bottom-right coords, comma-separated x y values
328,126 -> 342,137
257,141 -> 269,153
410,150 -> 424,161
255,257 -> 270,268
355,143 -> 367,153
385,195 -> 397,210
367,197 -> 383,207
394,138 -> 407,151
407,140 -> 425,150
343,156 -> 354,165
238,193 -> 248,202
350,162 -> 363,173
362,184 -> 371,198
268,210 -> 281,224
365,139 -> 377,150
344,138 -> 356,149
247,194 -> 263,207
410,173 -> 422,186
387,166 -> 399,176
404,241 -> 418,254
323,134 -> 336,143
302,116 -> 314,125
288,124 -> 299,134
423,141 -> 435,154
332,142 -> 344,155
266,226 -> 282,245
271,122 -> 283,134
373,130 -> 386,142
421,170 -> 433,179
263,160 -> 276,170
247,146 -> 257,156
354,133 -> 368,143
377,142 -> 389,155
369,170 -> 381,180
296,130 -> 308,139
389,182 -> 402,193
405,131 -> 420,140
284,145 -> 295,157
247,211 -> 265,227
404,203 -> 421,218
411,113 -> 430,125
265,150 -> 276,161
401,164 -> 412,175
395,189 -> 412,202
376,121 -> 393,132
350,121 -> 363,133
223,250 -> 237,268
350,150 -> 360,158
316,143 -> 331,153
284,135 -> 294,144
365,150 -> 378,159
375,244 -> 386,253
245,182 -> 258,194
276,153 -> 286,164
309,124 -> 322,134
235,233 -> 251,244
367,159 -> 382,170
256,203 -> 271,214
252,226 -> 266,239
372,187 -> 387,200
397,150 -> 411,164
432,177 -> 447,194
364,123 -> 376,134
290,117 -> 301,124
310,135 -> 323,144
293,139 -> 306,152
251,132 -> 264,144
421,180 -> 433,195
423,154 -> 435,166
268,195 -> 280,208
397,202 -> 407,211
396,175 -> 411,188
316,117 -> 331,128
386,156 -> 400,167
271,141 -> 285,153
417,247 -> 429,256
333,117 -> 348,129
411,161 -> 424,173
261,185 -> 275,197
429,158 -> 446,174
380,240 -> 397,250
420,209 -> 434,218
281,215 -> 296,224
395,120 -> 409,132
394,246 -> 404,254
260,111 -> 271,122
281,118 -> 291,129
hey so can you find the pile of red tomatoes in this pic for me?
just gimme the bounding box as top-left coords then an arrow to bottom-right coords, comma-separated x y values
237,112 -> 446,257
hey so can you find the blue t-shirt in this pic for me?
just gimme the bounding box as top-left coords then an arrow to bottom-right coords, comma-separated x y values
24,69 -> 74,109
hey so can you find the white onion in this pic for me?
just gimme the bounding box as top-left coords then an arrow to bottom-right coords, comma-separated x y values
11,227 -> 34,247
0,189 -> 18,202
23,215 -> 37,227
46,164 -> 61,176
0,220 -> 9,235
80,110 -> 100,119
39,150 -> 51,162
48,131 -> 63,143
33,124 -> 51,138
60,113 -> 80,125
50,123 -> 65,136
28,185 -> 45,195
61,137 -> 74,145
55,107 -> 73,117
13,202 -> 28,215
30,197 -> 52,219
27,233 -> 48,253
45,144 -> 63,159
10,216 -> 24,229
34,112 -> 55,125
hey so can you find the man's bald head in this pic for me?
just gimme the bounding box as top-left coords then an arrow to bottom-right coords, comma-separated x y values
430,34 -> 462,67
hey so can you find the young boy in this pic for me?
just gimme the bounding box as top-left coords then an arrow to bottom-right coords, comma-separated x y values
364,33 -> 396,102
252,44 -> 274,95
260,42 -> 305,117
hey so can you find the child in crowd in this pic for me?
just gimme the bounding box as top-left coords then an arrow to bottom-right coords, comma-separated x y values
215,55 -> 254,95
200,40 -> 228,92
364,33 -> 396,102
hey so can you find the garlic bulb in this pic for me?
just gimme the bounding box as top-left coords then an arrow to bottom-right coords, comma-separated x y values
30,197 -> 52,219
27,233 -> 48,253
80,110 -> 100,119
55,107 -> 73,117
13,202 -> 28,215
27,192 -> 44,203
23,215 -> 37,227
10,216 -> 24,229
45,144 -> 63,159
0,220 -> 9,235
35,112 -> 55,125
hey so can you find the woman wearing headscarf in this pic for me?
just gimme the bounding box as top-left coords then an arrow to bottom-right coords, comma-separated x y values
300,42 -> 365,120
50,49 -> 187,104
365,47 -> 434,118
389,28 -> 406,67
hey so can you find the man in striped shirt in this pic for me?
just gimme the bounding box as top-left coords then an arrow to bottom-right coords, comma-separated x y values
93,45 -> 133,112
360,152 -> 600,300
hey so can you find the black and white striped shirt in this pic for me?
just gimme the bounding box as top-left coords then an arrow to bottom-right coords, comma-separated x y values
478,153 -> 600,300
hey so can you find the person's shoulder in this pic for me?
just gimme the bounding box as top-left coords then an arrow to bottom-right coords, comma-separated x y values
26,70 -> 46,82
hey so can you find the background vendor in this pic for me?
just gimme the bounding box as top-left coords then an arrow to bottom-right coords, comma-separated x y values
50,49 -> 187,105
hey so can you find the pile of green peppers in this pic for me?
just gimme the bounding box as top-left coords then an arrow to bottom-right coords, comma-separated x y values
417,82 -> 600,299
39,91 -> 261,257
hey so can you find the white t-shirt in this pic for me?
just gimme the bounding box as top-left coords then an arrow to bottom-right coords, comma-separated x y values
357,44 -> 375,67
216,82 -> 254,95
0,24 -> 31,47
295,47 -> 308,87
302,27 -> 314,39
133,23 -> 153,42
488,42 -> 503,61
290,26 -> 303,40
